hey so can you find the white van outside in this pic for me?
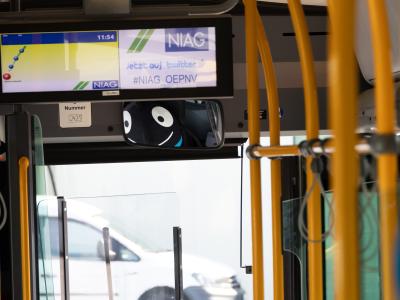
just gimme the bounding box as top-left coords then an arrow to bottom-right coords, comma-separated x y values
38,199 -> 245,300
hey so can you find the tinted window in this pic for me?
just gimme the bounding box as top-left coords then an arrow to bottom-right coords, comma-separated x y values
47,217 -> 140,261
68,220 -> 103,259
48,217 -> 60,258
113,240 -> 140,262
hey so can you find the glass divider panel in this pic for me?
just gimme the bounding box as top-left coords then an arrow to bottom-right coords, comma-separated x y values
37,197 -> 60,300
65,193 -> 178,300
34,115 -> 58,299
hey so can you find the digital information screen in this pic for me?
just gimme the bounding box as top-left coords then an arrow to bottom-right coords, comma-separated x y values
0,27 -> 216,93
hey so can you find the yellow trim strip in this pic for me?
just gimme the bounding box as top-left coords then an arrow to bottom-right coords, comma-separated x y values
244,0 -> 265,298
286,1 -> 322,299
256,10 -> 284,300
328,0 -> 360,299
366,1 -> 398,299
19,156 -> 31,300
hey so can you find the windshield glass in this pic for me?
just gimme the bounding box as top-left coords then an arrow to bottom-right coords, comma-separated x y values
67,193 -> 180,252
39,137 -> 295,300
43,157 -> 250,300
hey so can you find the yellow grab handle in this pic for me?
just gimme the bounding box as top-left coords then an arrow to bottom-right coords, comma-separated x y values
287,0 -> 319,138
244,0 -> 265,299
287,1 -> 323,299
19,156 -> 31,300
253,145 -> 300,158
256,12 -> 280,146
255,11 -> 284,300
328,0 -> 360,299
366,1 -> 398,299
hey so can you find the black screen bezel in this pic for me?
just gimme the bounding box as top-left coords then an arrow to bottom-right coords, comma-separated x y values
0,17 -> 233,103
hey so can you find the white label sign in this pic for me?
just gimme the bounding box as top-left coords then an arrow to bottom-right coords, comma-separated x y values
59,102 -> 92,128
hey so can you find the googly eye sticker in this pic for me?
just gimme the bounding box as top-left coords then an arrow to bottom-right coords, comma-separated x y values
123,110 -> 132,134
151,106 -> 174,128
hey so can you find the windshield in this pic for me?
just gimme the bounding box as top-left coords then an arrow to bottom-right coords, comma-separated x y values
37,136 -> 296,300
67,193 -> 180,252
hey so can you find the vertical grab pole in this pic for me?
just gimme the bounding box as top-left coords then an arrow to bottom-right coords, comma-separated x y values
366,1 -> 398,299
19,156 -> 31,300
173,227 -> 183,300
244,0 -> 265,299
328,0 -> 360,299
255,11 -> 284,300
58,197 -> 70,300
287,1 -> 322,299
103,227 -> 114,300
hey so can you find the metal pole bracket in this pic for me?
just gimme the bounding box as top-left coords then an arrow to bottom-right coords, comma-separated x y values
368,133 -> 398,155
246,144 -> 261,160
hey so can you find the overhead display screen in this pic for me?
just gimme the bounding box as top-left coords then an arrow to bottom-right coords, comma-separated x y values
1,31 -> 120,93
0,27 -> 217,93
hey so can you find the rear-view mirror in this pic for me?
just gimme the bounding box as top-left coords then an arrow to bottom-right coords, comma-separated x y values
122,100 -> 224,149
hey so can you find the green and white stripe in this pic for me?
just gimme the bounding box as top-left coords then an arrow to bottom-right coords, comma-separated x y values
128,29 -> 155,53
73,81 -> 90,90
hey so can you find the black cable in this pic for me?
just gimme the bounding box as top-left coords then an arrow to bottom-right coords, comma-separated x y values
239,144 -> 244,268
239,144 -> 251,273
297,149 -> 334,243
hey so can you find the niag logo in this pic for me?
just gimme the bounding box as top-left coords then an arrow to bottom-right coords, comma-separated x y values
92,80 -> 119,90
165,28 -> 209,52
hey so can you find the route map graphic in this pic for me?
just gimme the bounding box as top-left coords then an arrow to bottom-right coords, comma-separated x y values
1,31 -> 119,93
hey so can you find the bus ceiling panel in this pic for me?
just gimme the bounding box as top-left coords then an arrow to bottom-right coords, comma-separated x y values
13,0 -> 239,15
18,0 -> 327,9
259,0 -> 326,6
20,0 -> 233,8
131,0 -> 239,16
0,2 -> 328,18
225,14 -> 329,136
22,13 -> 329,143
232,15 -> 327,62
0,0 -> 329,16
356,0 -> 400,83
83,1 -> 240,20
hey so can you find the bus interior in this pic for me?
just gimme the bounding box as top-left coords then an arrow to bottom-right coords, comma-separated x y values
0,0 -> 399,300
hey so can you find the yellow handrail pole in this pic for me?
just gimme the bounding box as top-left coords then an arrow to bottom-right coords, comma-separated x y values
286,1 -> 322,299
328,0 -> 360,299
256,11 -> 284,300
253,137 -> 375,159
244,0 -> 265,299
366,1 -> 398,299
254,145 -> 300,158
19,156 -> 31,300
287,0 -> 319,138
